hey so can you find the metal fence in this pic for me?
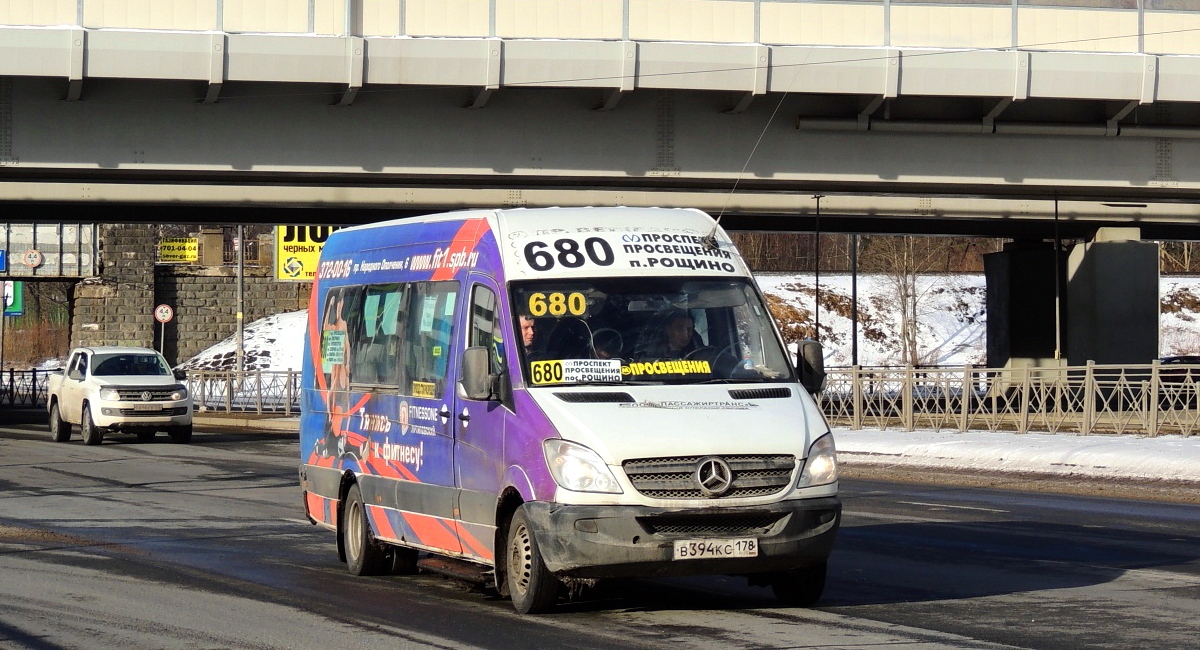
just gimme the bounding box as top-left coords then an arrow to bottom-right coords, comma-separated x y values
0,369 -> 55,407
185,370 -> 302,415
821,362 -> 1200,437
11,363 -> 1200,436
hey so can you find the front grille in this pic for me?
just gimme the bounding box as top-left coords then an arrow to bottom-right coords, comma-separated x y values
638,513 -> 786,536
115,407 -> 189,417
623,454 -> 796,499
111,388 -> 179,401
554,392 -> 636,403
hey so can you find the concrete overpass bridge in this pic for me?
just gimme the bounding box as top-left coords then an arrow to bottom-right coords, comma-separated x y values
2,0 -> 1200,366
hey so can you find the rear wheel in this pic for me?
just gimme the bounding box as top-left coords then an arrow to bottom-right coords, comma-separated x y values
771,560 -> 827,607
506,506 -> 559,614
168,424 -> 192,444
342,484 -> 388,576
80,407 -> 103,446
49,403 -> 71,442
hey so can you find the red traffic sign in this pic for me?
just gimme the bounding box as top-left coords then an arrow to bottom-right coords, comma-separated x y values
154,304 -> 174,324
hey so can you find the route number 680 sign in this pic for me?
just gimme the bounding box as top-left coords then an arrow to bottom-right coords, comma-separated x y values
523,237 -> 615,272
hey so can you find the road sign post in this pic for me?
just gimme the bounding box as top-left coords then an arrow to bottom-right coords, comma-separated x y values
154,304 -> 174,355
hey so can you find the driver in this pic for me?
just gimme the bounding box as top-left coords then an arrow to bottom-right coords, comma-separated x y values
662,311 -> 700,359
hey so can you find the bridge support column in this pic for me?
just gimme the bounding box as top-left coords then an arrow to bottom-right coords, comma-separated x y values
71,224 -> 156,350
984,241 -> 1064,370
1066,228 -> 1160,365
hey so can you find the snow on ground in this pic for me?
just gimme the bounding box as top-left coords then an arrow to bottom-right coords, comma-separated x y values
177,310 -> 307,373
837,429 -> 1200,482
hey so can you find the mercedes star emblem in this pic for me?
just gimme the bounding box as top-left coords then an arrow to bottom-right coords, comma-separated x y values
694,456 -> 734,497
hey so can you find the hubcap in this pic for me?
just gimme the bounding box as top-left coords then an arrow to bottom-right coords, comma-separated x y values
509,523 -> 532,595
347,501 -> 362,562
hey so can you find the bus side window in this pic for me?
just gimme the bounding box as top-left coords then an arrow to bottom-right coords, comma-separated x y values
468,284 -> 502,374
354,284 -> 405,388
403,281 -> 458,397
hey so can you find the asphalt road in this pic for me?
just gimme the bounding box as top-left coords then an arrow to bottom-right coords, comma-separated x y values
1,408 -> 1198,650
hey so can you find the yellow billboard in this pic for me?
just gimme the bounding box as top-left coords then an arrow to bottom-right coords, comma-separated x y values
275,226 -> 342,281
159,237 -> 199,262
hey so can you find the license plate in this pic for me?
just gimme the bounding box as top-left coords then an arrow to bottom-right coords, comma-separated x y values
133,404 -> 162,411
673,538 -> 758,560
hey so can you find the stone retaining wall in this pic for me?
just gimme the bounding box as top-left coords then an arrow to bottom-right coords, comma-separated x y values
70,224 -> 311,365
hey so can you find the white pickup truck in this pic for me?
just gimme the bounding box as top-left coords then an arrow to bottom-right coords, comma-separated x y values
47,346 -> 193,445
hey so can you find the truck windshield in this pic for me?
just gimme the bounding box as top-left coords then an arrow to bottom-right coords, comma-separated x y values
92,353 -> 171,377
511,277 -> 793,386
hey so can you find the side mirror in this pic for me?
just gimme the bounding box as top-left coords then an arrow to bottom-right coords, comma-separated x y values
460,346 -> 493,401
797,340 -> 826,394
68,368 -> 83,381
173,368 -> 187,381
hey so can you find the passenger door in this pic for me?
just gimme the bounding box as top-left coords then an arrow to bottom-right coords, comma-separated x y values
453,277 -> 511,564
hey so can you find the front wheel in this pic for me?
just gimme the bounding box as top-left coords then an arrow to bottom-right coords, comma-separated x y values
771,560 -> 827,607
506,506 -> 559,614
80,407 -> 103,446
342,484 -> 388,576
49,403 -> 71,442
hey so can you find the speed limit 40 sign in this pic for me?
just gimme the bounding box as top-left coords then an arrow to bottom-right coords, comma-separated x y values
154,304 -> 174,324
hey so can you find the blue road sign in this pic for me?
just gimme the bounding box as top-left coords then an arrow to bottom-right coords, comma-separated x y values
0,249 -> 6,272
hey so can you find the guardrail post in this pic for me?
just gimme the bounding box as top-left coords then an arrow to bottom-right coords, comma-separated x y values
851,365 -> 862,430
255,370 -> 263,414
224,373 -> 233,412
959,364 -> 971,432
285,370 -> 295,416
1149,360 -> 1160,437
903,364 -> 914,431
1083,360 -> 1095,435
1019,367 -> 1030,433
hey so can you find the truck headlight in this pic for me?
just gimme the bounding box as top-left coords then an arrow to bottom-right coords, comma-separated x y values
170,385 -> 188,401
797,432 -> 838,488
99,387 -> 120,401
543,439 -> 623,494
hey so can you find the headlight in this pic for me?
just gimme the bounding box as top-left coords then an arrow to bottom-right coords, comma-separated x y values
797,432 -> 838,488
170,386 -> 188,401
98,387 -> 120,401
542,439 -> 623,494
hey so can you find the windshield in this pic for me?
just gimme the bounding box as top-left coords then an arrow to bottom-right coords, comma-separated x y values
92,353 -> 171,377
512,277 -> 793,386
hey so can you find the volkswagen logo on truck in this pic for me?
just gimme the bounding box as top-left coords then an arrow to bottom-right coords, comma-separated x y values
695,457 -> 734,497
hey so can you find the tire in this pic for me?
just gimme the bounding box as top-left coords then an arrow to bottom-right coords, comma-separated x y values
506,506 -> 559,614
80,407 -> 103,446
342,484 -> 388,576
771,560 -> 827,607
136,430 -> 156,442
168,424 -> 193,444
49,402 -> 71,443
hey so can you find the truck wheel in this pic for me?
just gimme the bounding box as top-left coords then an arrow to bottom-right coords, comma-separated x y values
771,560 -> 827,607
342,484 -> 388,576
49,403 -> 71,442
506,506 -> 559,614
80,408 -> 103,446
168,425 -> 192,444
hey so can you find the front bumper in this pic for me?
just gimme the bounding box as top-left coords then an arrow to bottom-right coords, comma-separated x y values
93,402 -> 192,429
522,497 -> 840,579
